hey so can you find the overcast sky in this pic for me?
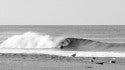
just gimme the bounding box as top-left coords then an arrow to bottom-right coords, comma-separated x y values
0,0 -> 125,25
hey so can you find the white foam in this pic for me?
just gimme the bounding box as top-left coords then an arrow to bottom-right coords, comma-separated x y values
0,32 -> 65,49
0,49 -> 125,57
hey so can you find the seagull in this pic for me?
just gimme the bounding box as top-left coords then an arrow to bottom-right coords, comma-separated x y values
89,57 -> 96,62
110,58 -> 116,63
72,53 -> 76,57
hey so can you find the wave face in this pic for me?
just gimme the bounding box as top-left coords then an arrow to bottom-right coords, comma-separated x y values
61,38 -> 125,51
0,32 -> 125,52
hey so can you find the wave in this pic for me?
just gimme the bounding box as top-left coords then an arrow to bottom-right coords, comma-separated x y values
0,32 -> 125,52
61,38 -> 125,51
0,32 -> 66,49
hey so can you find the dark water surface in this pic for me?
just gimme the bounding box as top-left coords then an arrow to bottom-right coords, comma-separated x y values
0,25 -> 125,43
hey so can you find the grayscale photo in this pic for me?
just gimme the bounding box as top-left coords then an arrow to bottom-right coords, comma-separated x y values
0,0 -> 125,70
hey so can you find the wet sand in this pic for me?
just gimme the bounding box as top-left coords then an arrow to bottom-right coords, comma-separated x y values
0,53 -> 125,70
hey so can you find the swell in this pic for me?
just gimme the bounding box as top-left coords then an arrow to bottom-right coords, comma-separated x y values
60,38 -> 125,51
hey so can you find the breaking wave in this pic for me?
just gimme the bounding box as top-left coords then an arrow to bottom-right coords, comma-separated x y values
0,32 -> 67,49
0,32 -> 125,52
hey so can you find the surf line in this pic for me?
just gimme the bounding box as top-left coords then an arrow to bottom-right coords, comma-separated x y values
0,49 -> 125,57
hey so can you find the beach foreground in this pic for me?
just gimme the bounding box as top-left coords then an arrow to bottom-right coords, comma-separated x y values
0,53 -> 125,70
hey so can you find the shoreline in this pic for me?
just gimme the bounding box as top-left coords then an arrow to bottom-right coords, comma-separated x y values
0,49 -> 125,57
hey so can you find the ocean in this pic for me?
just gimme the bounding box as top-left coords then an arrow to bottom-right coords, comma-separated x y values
1,25 -> 125,43
0,25 -> 125,57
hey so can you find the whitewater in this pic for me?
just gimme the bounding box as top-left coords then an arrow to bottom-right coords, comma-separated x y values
0,32 -> 125,57
0,32 -> 66,49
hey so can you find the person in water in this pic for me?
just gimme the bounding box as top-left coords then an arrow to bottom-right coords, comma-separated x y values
59,38 -> 71,49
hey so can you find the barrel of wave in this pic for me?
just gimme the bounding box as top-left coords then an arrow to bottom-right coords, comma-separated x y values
0,32 -> 69,49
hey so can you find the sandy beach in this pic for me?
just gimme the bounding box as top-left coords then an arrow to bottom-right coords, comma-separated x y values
0,53 -> 125,70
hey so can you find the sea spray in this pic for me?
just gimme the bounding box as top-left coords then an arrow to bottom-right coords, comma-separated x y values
0,32 -> 67,49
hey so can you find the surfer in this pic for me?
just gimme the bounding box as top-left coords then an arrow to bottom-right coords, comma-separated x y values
59,38 -> 71,49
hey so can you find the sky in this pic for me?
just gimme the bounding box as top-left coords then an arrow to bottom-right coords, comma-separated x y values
0,0 -> 125,25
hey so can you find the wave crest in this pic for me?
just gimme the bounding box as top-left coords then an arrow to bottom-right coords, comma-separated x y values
0,32 -> 67,49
